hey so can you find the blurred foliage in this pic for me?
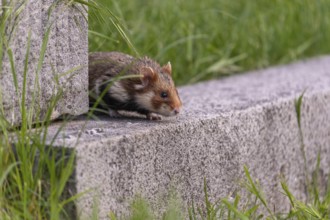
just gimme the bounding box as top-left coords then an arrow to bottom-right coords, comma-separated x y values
89,0 -> 330,85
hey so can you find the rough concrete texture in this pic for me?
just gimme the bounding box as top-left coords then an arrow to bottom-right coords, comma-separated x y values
48,56 -> 330,219
0,0 -> 88,125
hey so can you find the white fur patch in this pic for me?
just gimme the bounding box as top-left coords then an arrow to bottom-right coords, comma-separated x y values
158,103 -> 174,116
94,78 -> 102,95
95,76 -> 111,95
135,91 -> 155,111
108,81 -> 129,102
134,84 -> 145,90
108,109 -> 120,117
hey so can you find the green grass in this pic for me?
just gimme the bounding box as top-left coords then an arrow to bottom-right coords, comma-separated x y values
89,0 -> 330,85
0,1 -> 85,219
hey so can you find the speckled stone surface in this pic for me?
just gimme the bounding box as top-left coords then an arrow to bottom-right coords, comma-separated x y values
48,56 -> 330,219
0,1 -> 88,125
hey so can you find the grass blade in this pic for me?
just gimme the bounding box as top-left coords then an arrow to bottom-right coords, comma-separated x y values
222,199 -> 249,220
243,166 -> 275,219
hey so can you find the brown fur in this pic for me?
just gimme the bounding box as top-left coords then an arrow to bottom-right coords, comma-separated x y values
89,52 -> 182,119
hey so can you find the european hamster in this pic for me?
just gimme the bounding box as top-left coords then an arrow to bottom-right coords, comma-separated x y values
89,52 -> 182,120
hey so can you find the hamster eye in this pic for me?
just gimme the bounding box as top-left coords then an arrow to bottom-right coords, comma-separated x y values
160,91 -> 168,98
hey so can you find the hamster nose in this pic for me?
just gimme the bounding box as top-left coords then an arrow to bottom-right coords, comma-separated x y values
173,108 -> 180,115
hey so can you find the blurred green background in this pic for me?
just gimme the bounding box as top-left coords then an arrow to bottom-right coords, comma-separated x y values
89,0 -> 330,85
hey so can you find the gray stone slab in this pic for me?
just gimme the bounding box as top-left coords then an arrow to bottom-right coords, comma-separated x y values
48,56 -> 330,219
0,0 -> 88,125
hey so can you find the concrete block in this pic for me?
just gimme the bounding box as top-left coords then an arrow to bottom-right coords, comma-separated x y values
0,0 -> 88,125
48,56 -> 330,219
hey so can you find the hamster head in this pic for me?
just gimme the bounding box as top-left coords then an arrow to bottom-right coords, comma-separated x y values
134,62 -> 182,117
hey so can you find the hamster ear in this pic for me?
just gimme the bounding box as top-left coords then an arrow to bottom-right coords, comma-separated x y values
140,66 -> 156,87
162,62 -> 172,75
